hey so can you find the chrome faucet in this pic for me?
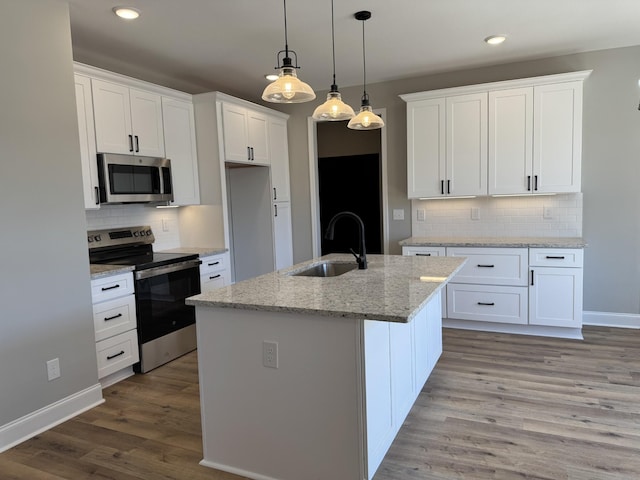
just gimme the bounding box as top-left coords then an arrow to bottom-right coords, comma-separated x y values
324,211 -> 367,270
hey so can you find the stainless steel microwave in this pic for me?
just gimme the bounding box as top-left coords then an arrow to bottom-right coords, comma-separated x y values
97,153 -> 173,204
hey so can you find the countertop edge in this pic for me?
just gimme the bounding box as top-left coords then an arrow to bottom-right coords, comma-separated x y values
399,236 -> 587,248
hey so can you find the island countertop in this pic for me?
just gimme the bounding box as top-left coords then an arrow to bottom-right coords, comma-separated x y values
400,236 -> 587,248
186,253 -> 466,323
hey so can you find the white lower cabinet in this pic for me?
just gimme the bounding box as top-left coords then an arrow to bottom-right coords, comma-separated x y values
402,245 -> 583,335
91,272 -> 139,381
529,248 -> 583,328
200,252 -> 231,292
273,201 -> 293,270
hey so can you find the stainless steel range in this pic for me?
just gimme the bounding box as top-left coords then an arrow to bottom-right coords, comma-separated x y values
88,225 -> 201,373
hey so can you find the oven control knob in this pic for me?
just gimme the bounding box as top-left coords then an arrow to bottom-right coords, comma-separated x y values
133,231 -> 140,237
87,236 -> 93,243
95,235 -> 101,242
145,229 -> 152,236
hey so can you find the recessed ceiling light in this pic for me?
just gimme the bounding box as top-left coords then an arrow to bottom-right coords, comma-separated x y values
113,7 -> 141,20
485,35 -> 506,45
265,74 -> 279,82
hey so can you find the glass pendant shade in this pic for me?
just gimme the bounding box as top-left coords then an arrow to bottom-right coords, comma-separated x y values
312,87 -> 355,121
347,102 -> 384,130
262,66 -> 316,103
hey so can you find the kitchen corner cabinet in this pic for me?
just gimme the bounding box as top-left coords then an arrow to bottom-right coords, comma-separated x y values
91,272 -> 139,383
162,97 -> 200,205
91,78 -> 165,157
402,70 -> 590,198
221,102 -> 269,165
74,74 -> 100,209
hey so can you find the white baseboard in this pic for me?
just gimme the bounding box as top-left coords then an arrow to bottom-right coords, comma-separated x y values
200,459 -> 281,480
443,319 -> 583,339
583,311 -> 640,329
0,384 -> 104,453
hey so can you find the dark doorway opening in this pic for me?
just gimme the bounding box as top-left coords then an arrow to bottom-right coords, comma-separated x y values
319,153 -> 382,255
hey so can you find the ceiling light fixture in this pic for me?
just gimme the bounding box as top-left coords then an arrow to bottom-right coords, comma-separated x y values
262,0 -> 316,103
112,7 -> 141,20
484,35 -> 506,45
312,0 -> 355,121
347,11 -> 384,130
265,74 -> 279,82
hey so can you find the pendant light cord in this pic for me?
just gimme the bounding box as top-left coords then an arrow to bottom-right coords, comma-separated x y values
283,0 -> 289,56
361,16 -> 368,101
331,0 -> 336,86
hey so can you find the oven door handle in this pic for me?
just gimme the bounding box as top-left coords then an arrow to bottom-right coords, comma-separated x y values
135,259 -> 202,280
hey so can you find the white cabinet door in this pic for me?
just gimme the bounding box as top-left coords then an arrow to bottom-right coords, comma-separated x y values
529,266 -> 583,328
533,81 -> 583,193
162,97 -> 200,205
488,87 -> 533,195
406,98 -> 446,198
269,117 -> 291,202
222,102 -> 250,163
446,93 -> 487,197
273,202 -> 293,270
74,74 -> 100,209
247,110 -> 269,165
92,79 -> 133,155
130,88 -> 165,157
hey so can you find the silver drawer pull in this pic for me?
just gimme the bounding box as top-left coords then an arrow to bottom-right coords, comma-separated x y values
545,256 -> 565,260
106,350 -> 125,360
477,302 -> 495,306
101,284 -> 120,291
209,274 -> 221,280
477,264 -> 494,268
104,313 -> 123,322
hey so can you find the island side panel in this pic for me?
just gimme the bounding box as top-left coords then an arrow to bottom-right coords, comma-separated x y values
195,306 -> 366,480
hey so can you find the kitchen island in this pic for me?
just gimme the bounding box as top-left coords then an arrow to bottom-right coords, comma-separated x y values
187,254 -> 466,480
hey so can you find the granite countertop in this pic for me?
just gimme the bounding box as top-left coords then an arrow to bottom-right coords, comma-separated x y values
186,253 -> 466,323
159,247 -> 228,257
90,264 -> 134,280
399,236 -> 587,248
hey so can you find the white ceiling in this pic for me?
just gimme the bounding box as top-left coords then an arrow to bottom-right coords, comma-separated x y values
68,0 -> 640,99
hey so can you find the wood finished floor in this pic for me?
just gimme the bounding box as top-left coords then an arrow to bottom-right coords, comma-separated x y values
1,326 -> 639,480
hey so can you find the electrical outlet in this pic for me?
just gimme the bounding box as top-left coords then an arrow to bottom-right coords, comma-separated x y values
471,207 -> 480,220
543,206 -> 553,219
162,218 -> 170,232
46,358 -> 60,381
417,209 -> 426,221
263,341 -> 278,369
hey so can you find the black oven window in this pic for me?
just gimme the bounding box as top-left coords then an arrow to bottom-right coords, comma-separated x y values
109,164 -> 161,194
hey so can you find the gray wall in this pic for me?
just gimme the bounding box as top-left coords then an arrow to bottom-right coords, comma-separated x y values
280,46 -> 640,315
0,0 -> 98,426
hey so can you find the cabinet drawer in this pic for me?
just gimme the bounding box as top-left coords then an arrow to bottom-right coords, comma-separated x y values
200,253 -> 227,275
447,283 -> 528,324
91,272 -> 134,303
529,248 -> 583,267
93,294 -> 137,342
96,329 -> 139,379
201,271 -> 230,293
447,247 -> 528,286
402,246 -> 446,257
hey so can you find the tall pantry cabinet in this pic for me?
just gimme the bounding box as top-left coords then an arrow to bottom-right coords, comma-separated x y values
191,92 -> 294,282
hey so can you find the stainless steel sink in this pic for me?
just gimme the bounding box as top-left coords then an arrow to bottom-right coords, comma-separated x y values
290,262 -> 358,277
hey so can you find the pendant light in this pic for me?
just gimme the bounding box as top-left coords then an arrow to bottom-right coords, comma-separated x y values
262,0 -> 316,103
312,0 -> 355,121
348,11 -> 384,130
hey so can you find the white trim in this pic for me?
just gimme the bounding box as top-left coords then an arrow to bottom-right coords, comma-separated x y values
307,109 -> 390,258
399,70 -> 592,102
443,319 -> 583,340
99,366 -> 135,389
200,459 -> 282,480
0,384 -> 104,453
583,311 -> 640,329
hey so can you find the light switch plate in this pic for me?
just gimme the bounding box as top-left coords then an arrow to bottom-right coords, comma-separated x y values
417,209 -> 426,221
393,209 -> 405,221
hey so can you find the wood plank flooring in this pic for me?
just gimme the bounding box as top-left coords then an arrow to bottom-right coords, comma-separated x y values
1,326 -> 639,480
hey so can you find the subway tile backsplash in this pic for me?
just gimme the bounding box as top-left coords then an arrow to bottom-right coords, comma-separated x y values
411,193 -> 582,238
85,204 -> 181,251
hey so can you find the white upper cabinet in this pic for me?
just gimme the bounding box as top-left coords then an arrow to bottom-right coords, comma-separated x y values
532,81 -> 583,193
269,116 -> 291,203
446,93 -> 488,197
402,70 -> 590,198
74,74 -> 100,209
92,78 -> 165,157
222,102 -> 269,165
406,98 -> 445,198
488,87 -> 533,195
162,97 -> 200,205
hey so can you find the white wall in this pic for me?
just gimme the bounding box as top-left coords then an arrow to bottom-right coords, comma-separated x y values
0,0 -> 100,445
